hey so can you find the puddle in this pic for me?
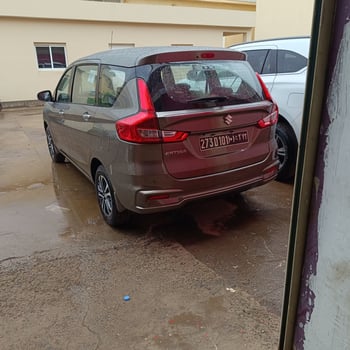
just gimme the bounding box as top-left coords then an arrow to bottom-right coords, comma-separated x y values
0,185 -> 68,260
0,160 -> 125,260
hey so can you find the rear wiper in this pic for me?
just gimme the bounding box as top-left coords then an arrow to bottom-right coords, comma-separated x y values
188,96 -> 229,103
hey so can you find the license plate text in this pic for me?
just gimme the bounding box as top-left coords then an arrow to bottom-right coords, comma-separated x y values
200,131 -> 248,151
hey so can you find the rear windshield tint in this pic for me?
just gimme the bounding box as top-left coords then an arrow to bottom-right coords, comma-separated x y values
147,60 -> 263,112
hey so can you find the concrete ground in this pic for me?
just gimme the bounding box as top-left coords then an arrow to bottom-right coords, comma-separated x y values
0,107 -> 293,349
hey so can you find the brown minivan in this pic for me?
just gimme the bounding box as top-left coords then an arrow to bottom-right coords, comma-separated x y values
37,46 -> 279,227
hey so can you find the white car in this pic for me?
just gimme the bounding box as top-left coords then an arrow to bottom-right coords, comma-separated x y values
230,37 -> 310,181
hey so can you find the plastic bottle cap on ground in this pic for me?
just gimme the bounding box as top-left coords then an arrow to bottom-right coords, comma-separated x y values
123,295 -> 130,301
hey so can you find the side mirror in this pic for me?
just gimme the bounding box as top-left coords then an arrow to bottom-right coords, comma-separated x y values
37,90 -> 53,102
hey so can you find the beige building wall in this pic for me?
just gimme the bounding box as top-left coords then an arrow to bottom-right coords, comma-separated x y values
255,0 -> 314,40
0,0 -> 256,104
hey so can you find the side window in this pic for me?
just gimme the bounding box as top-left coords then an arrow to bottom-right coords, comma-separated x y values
72,65 -> 98,105
262,49 -> 277,74
35,44 -> 67,69
243,49 -> 269,73
55,67 -> 73,103
98,65 -> 126,107
277,50 -> 308,73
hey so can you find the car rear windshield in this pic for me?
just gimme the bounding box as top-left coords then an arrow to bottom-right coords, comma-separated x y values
147,60 -> 264,112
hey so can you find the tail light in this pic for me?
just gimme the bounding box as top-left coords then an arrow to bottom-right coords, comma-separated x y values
258,106 -> 278,128
116,79 -> 188,143
256,73 -> 279,128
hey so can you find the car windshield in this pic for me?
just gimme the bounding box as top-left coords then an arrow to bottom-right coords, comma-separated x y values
148,60 -> 264,112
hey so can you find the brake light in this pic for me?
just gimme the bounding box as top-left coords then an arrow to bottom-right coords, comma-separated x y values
256,72 -> 279,128
200,52 -> 215,59
258,107 -> 278,128
116,79 -> 188,143
256,73 -> 273,101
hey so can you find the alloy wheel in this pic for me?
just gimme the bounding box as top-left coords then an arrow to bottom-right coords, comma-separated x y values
96,174 -> 113,217
276,133 -> 287,170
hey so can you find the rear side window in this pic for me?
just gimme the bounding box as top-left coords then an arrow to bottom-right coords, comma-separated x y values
243,50 -> 269,73
148,60 -> 263,112
277,50 -> 308,73
72,65 -> 98,105
98,65 -> 126,107
114,79 -> 139,116
97,65 -> 138,117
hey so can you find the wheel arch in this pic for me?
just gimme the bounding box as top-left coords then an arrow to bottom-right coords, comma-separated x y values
277,114 -> 298,143
275,114 -> 298,182
90,159 -> 127,213
90,158 -> 103,184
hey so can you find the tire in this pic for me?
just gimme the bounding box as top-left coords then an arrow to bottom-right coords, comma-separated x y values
94,165 -> 130,227
275,122 -> 298,182
45,126 -> 65,163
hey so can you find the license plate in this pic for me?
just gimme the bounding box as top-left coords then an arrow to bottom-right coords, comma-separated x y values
199,131 -> 248,151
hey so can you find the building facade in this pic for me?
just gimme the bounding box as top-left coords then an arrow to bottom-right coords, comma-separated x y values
255,0 -> 314,40
0,0 -> 256,105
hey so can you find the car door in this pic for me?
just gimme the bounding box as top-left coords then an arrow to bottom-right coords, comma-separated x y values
46,66 -> 74,154
64,63 -> 99,176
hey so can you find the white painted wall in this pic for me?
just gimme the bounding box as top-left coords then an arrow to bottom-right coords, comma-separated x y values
302,21 -> 350,349
0,18 -> 232,101
0,0 -> 255,103
255,0 -> 314,40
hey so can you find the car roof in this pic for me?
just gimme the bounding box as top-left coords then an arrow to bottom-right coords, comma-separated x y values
230,36 -> 310,57
73,46 -> 246,67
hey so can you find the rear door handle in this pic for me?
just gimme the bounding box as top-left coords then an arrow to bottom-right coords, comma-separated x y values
82,112 -> 91,121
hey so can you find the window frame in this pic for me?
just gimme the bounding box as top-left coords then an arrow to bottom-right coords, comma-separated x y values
35,44 -> 67,70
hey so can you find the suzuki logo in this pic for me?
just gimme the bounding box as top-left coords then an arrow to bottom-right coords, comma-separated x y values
224,114 -> 233,125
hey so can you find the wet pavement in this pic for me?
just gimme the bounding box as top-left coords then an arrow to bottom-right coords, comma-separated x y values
0,107 -> 293,349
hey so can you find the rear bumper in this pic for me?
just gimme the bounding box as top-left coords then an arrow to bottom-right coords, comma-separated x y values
118,158 -> 279,214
